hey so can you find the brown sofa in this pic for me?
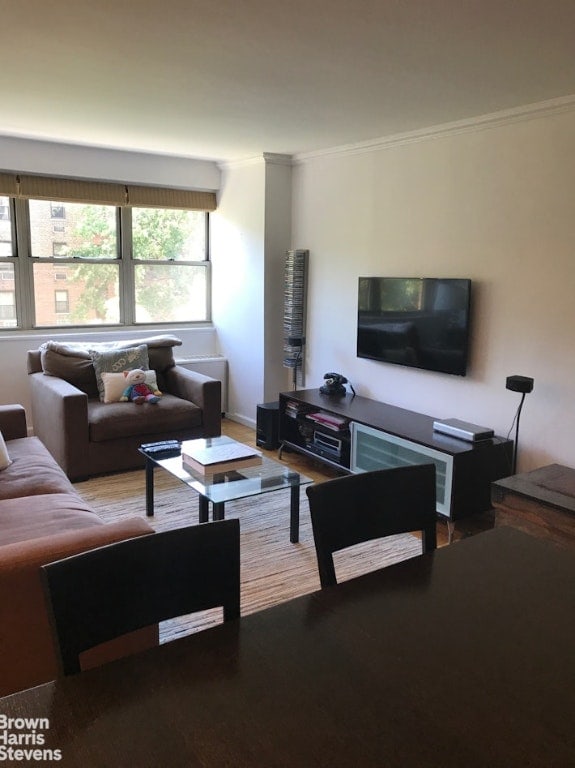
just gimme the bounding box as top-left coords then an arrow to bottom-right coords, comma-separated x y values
27,334 -> 222,481
0,404 -> 156,697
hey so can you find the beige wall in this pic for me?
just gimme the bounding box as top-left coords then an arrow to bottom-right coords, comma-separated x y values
292,107 -> 575,472
211,155 -> 293,426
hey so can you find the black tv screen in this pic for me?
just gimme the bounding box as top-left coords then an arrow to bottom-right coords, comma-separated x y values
357,277 -> 472,376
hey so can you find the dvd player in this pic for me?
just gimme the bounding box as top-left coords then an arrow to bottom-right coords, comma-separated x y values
433,418 -> 494,442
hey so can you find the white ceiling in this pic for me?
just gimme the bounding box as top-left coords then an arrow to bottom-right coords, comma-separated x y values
2,0 -> 575,163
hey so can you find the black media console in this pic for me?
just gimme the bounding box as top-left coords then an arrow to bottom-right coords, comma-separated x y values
278,389 -> 513,524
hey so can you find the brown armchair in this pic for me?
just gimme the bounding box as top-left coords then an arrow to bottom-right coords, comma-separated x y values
27,335 -> 221,481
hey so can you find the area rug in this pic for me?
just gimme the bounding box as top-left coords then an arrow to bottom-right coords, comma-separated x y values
74,468 -> 423,640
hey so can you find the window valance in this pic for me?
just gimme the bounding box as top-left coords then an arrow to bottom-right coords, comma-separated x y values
0,173 -> 216,211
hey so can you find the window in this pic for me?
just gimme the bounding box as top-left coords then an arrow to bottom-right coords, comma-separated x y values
0,197 -> 13,257
131,208 -> 208,323
0,265 -> 15,327
50,203 -> 65,219
0,177 -> 214,330
55,289 -> 69,314
52,242 -> 68,257
29,200 -> 120,327
0,290 -> 16,325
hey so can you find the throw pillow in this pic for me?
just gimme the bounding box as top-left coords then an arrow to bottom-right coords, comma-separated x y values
101,370 -> 161,404
90,345 -> 149,402
0,431 -> 12,470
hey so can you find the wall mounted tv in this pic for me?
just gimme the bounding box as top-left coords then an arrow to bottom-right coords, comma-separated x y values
357,277 -> 472,376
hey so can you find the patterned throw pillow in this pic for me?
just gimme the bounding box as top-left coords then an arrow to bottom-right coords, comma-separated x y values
90,345 -> 150,402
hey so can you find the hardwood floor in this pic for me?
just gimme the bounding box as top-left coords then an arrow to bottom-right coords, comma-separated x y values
221,418 -> 495,547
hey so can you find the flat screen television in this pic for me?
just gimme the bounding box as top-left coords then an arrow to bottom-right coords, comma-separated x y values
357,277 -> 472,376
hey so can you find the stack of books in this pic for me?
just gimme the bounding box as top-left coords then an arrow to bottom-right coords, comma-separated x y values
306,412 -> 349,432
284,400 -> 312,419
181,440 -> 263,475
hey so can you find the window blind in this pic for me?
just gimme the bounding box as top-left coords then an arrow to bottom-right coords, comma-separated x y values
0,173 -> 19,197
126,185 -> 216,211
0,173 -> 216,211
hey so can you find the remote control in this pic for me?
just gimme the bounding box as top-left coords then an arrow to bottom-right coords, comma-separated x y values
144,445 -> 181,457
141,440 -> 180,450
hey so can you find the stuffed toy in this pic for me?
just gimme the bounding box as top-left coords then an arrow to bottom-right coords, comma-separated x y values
120,369 -> 161,404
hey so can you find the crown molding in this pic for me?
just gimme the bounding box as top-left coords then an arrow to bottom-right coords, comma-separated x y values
263,152 -> 293,166
293,94 -> 575,163
219,152 -> 293,171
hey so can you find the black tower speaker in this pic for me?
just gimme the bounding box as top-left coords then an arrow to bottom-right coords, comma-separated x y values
256,401 -> 280,450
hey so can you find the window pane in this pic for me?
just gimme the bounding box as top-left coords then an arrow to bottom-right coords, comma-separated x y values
30,201 -> 117,258
134,264 -> 207,323
132,208 -> 207,261
0,265 -> 16,326
0,197 -> 13,256
33,262 -> 120,326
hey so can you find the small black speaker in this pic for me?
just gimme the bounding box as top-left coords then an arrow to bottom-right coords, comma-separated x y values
506,375 -> 534,394
256,401 -> 280,450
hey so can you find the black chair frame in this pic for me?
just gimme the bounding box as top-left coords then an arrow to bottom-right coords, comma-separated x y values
306,464 -> 437,587
41,519 -> 240,675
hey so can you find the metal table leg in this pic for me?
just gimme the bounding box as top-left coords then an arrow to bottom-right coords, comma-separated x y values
290,485 -> 300,544
199,495 -> 210,524
145,458 -> 155,517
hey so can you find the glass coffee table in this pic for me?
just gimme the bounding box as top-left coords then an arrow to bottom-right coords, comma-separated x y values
139,436 -> 313,543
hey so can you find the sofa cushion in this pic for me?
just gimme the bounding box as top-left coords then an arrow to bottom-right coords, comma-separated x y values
88,394 -> 202,442
0,437 -> 82,501
148,345 -> 176,374
0,494 -> 103,546
91,345 -> 150,401
41,347 -> 100,397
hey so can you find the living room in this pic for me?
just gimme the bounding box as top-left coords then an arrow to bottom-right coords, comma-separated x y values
0,3 -> 574,476
1,5 -> 574,761
1,113 -> 574,477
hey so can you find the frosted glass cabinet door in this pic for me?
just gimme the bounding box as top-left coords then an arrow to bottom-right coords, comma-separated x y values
350,422 -> 453,517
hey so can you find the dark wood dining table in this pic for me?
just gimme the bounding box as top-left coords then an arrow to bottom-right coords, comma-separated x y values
1,527 -> 573,767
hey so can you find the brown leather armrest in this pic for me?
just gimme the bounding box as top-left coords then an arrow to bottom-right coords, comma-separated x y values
0,405 -> 27,440
164,365 -> 222,437
28,372 -> 89,477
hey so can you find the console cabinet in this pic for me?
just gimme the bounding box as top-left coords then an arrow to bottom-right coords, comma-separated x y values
278,389 -> 513,522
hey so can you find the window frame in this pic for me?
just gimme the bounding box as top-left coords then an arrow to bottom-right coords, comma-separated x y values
1,198 -> 211,330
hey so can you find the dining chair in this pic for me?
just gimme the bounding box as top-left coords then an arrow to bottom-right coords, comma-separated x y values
41,519 -> 240,675
306,464 -> 437,587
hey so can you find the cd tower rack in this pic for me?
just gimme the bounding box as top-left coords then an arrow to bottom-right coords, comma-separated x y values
283,249 -> 309,388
